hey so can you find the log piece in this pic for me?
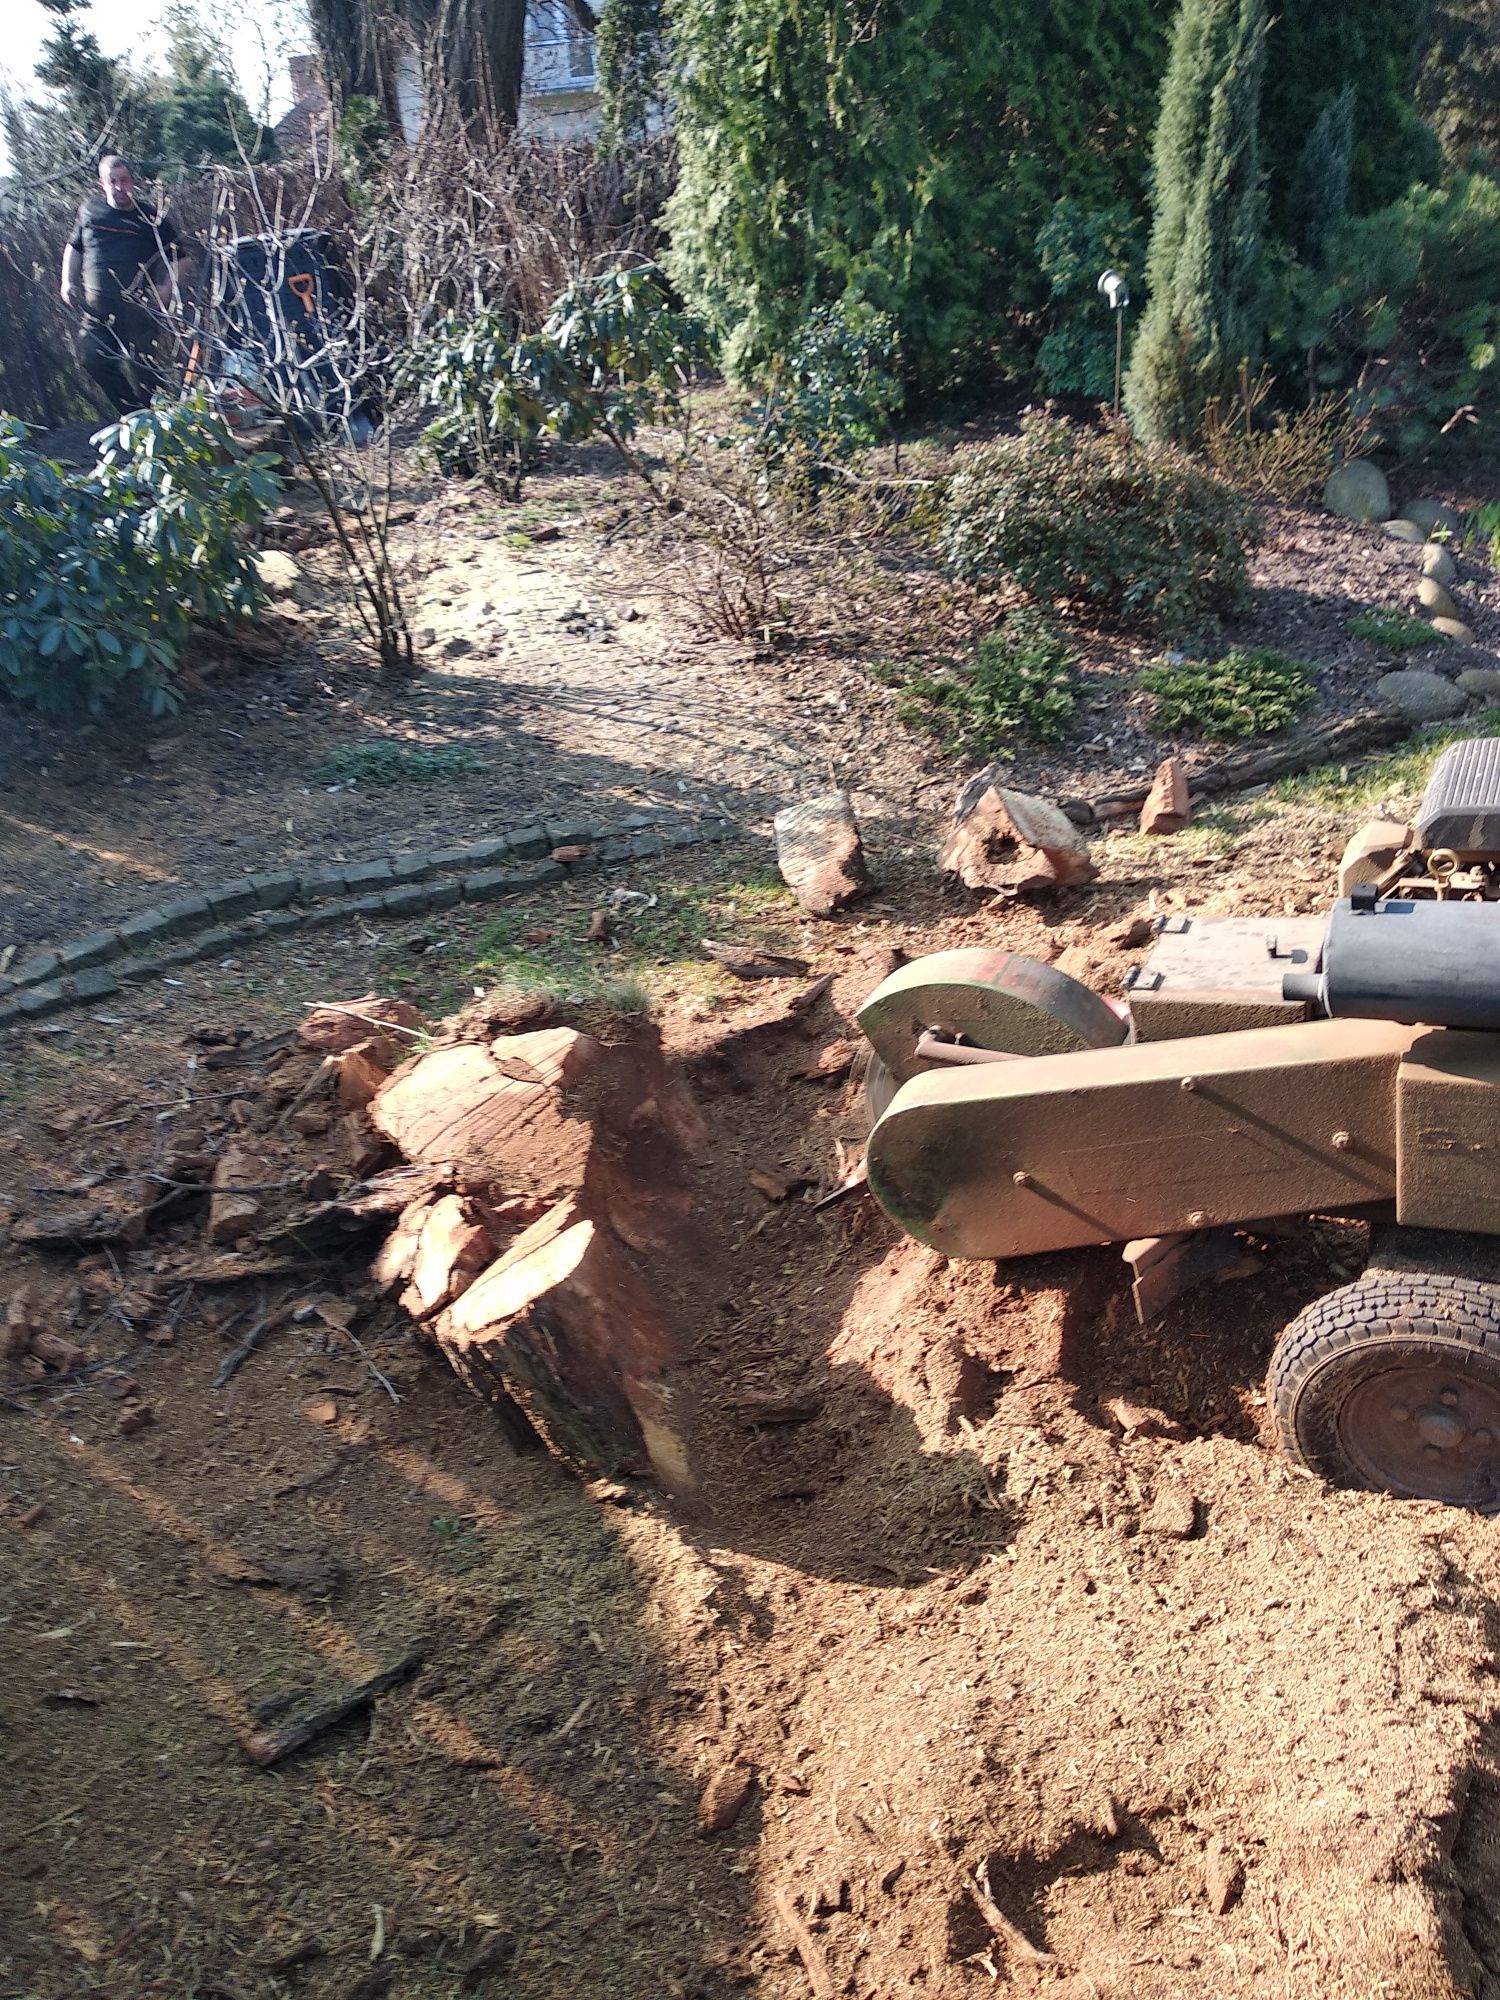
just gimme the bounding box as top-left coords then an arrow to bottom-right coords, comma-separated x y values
432,1195 -> 694,1489
402,1194 -> 495,1320
939,772 -> 1096,893
208,1145 -> 269,1244
369,1029 -> 599,1193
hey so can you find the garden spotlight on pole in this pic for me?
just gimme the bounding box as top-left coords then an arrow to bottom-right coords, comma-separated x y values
1096,269 -> 1130,419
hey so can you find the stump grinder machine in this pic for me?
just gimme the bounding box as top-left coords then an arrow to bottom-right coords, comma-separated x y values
856,738 -> 1500,1510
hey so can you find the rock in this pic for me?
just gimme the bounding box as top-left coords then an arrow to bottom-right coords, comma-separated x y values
1380,517 -> 1424,544
1375,670 -> 1468,721
940,772 -> 1097,894
1402,499 -> 1464,541
208,1145 -> 268,1244
254,549 -> 303,595
1456,669 -> 1500,698
772,791 -> 870,918
1141,1483 -> 1198,1539
698,1762 -> 755,1832
1417,576 -> 1460,621
1422,543 -> 1458,587
1323,460 -> 1390,522
1431,617 -> 1479,647
1138,758 -> 1191,835
1203,1839 -> 1245,1916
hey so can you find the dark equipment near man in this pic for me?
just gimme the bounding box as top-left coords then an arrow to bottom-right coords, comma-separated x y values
192,229 -> 373,436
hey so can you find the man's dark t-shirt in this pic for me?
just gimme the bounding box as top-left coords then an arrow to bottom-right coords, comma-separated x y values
68,195 -> 179,314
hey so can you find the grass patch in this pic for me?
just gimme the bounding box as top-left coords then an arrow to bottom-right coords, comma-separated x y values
460,854 -> 796,1017
1104,804 -> 1251,869
317,741 -> 489,786
1138,647 -> 1319,741
1274,710 -> 1500,812
1346,605 -> 1442,652
872,609 -> 1078,752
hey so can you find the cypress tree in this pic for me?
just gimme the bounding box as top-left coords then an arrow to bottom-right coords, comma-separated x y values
663,0 -> 1169,391
1286,86 -> 1356,267
1124,0 -> 1269,444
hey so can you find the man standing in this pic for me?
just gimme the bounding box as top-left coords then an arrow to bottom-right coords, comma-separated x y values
60,156 -> 182,415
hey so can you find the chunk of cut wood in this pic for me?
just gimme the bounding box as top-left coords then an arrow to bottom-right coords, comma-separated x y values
434,1195 -> 694,1490
402,1194 -> 495,1320
297,995 -> 423,1056
208,1145 -> 268,1244
369,1030 -> 600,1191
334,1038 -> 398,1112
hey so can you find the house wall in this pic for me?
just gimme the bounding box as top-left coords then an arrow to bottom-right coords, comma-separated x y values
520,0 -> 602,140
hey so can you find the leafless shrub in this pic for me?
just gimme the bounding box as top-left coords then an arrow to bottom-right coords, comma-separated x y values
361,117 -> 674,344
1200,364 -> 1375,501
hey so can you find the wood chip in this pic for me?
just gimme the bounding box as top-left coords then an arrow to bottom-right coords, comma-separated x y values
699,1762 -> 755,1831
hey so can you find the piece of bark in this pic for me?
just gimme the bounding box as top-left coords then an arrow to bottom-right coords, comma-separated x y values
794,1041 -> 854,1083
772,1888 -> 835,1999
296,995 -> 423,1056
208,1145 -> 269,1245
940,772 -> 1097,894
239,1646 -> 425,1766
1203,1839 -> 1245,1915
1109,915 -> 1154,950
700,941 -> 812,980
1139,758 -> 1191,835
402,1194 -> 495,1320
262,1164 -> 450,1258
699,1762 -> 755,1831
773,792 -> 870,917
29,1329 -> 86,1371
433,1194 -> 693,1489
11,1196 -> 152,1249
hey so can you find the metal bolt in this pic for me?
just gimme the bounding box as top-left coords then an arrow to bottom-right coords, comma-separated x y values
1187,1210 -> 1207,1228
1013,1171 -> 1034,1189
1180,1076 -> 1197,1094
1331,1130 -> 1352,1151
1391,1404 -> 1410,1423
1442,1388 -> 1460,1407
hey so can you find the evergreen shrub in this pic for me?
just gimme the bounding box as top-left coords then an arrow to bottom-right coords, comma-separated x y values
939,415 -> 1260,636
0,399 -> 276,715
1138,647 -> 1318,738
1302,171 -> 1500,451
874,610 -> 1078,752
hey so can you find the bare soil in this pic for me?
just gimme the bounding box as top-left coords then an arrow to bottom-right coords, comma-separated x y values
6,437 -> 1500,2000
5,818 -> 1500,2000
3,437 -> 1496,954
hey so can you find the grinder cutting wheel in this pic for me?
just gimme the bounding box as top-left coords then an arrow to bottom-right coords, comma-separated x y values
853,749 -> 1500,1509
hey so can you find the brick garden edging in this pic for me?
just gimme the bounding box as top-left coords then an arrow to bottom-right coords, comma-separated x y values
0,812 -> 736,1030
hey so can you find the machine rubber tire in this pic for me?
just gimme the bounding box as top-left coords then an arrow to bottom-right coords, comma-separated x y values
1269,1274 -> 1500,1508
